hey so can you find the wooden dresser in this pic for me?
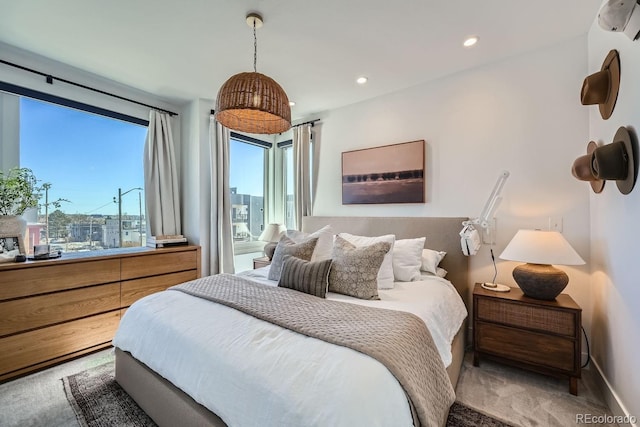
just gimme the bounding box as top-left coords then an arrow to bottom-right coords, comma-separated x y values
0,245 -> 200,382
473,283 -> 582,395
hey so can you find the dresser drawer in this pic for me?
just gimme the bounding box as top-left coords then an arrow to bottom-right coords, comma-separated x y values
0,259 -> 120,301
0,311 -> 120,376
0,283 -> 120,337
476,322 -> 576,372
477,297 -> 576,336
121,250 -> 198,280
121,270 -> 198,307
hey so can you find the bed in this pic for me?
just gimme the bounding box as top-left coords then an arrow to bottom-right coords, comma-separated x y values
113,216 -> 469,427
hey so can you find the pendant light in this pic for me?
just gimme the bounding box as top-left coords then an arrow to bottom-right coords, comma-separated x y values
215,13 -> 291,134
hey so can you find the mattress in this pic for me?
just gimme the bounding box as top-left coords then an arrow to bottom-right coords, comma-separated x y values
113,271 -> 467,427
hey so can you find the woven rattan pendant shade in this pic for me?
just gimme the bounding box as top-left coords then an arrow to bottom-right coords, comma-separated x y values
215,71 -> 291,134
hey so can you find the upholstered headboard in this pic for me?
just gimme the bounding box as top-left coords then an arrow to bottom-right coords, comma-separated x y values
302,216 -> 470,307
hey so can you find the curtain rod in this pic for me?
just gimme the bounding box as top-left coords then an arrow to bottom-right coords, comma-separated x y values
0,58 -> 178,116
292,119 -> 320,128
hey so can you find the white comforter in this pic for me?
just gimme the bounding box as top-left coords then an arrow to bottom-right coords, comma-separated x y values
113,270 -> 467,427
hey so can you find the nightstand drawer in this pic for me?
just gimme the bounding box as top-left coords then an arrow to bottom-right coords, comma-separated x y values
476,322 -> 575,372
253,257 -> 271,269
477,298 -> 575,336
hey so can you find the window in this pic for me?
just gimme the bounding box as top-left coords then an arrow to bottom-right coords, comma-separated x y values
9,94 -> 147,254
229,137 -> 267,271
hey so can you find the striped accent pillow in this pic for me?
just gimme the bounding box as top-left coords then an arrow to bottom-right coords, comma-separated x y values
277,255 -> 332,298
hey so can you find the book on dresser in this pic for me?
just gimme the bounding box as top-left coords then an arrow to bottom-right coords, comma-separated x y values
146,235 -> 188,248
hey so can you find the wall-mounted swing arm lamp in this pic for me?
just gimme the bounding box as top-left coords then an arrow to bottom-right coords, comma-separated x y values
460,170 -> 510,256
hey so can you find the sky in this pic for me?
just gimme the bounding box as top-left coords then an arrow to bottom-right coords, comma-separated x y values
20,98 -> 147,216
229,139 -> 265,197
19,97 -> 265,217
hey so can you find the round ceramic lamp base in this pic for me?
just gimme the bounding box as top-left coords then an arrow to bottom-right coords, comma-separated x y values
263,242 -> 278,260
512,263 -> 569,300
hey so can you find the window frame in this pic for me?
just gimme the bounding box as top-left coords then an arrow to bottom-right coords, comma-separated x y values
0,81 -> 148,127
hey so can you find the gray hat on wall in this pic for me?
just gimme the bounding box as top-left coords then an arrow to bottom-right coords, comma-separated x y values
590,127 -> 637,195
598,0 -> 640,40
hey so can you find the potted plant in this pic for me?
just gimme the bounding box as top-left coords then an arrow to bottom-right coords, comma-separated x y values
0,167 -> 42,240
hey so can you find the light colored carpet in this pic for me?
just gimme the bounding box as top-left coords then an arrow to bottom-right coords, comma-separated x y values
456,353 -> 616,427
0,349 -> 114,427
0,349 -> 615,427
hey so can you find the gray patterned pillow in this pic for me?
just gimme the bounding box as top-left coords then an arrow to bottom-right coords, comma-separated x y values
268,236 -> 318,281
278,255 -> 332,298
328,236 -> 391,300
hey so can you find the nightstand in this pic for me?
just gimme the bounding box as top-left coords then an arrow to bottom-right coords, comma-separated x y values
253,256 -> 271,269
473,283 -> 582,395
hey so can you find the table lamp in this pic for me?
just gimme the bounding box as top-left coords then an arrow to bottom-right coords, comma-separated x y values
499,229 -> 585,300
259,223 -> 286,259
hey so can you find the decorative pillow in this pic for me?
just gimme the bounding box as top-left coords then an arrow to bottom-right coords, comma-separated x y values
277,255 -> 332,298
328,236 -> 391,300
420,248 -> 447,275
392,237 -> 426,282
286,225 -> 334,262
268,236 -> 318,281
338,232 -> 395,289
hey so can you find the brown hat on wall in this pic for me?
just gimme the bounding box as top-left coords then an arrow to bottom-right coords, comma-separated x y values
592,127 -> 636,194
572,141 -> 605,193
580,49 -> 620,120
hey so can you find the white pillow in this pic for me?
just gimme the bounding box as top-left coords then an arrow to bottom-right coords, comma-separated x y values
287,225 -> 334,262
392,237 -> 426,282
338,232 -> 395,289
420,248 -> 446,275
420,267 -> 448,279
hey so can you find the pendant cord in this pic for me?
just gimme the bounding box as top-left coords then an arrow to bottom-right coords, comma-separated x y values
253,20 -> 257,72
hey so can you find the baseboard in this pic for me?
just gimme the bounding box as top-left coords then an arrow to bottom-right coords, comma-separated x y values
590,358 -> 638,427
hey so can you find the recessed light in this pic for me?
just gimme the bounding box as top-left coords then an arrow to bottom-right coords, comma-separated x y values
356,76 -> 368,85
289,101 -> 296,106
463,36 -> 479,48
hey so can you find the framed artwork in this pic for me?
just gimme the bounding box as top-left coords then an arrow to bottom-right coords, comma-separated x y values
0,233 -> 24,255
342,140 -> 425,204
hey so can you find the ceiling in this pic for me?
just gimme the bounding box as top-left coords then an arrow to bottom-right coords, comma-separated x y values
0,0 -> 602,121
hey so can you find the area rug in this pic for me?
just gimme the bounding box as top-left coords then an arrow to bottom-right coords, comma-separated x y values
63,362 -> 515,427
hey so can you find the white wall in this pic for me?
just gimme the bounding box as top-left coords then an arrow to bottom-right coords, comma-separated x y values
587,21 -> 640,420
310,36 -> 592,330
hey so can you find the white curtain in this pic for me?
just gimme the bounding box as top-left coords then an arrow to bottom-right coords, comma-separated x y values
203,117 -> 235,274
293,123 -> 312,229
144,111 -> 181,237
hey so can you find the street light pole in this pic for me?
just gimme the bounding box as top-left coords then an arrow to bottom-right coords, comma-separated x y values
116,187 -> 143,248
138,191 -> 143,246
118,188 -> 122,248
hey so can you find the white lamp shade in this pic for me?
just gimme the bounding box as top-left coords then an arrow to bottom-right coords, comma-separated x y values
499,229 -> 585,266
259,223 -> 286,242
